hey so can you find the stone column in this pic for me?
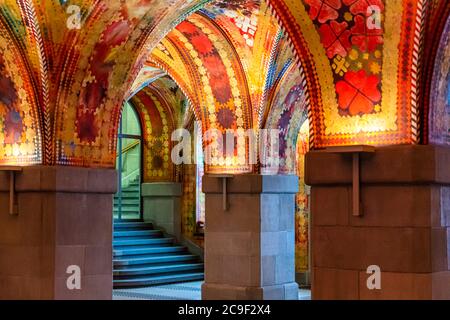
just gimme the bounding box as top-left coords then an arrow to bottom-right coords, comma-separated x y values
305,145 -> 450,300
0,166 -> 116,300
201,174 -> 299,300
142,182 -> 182,240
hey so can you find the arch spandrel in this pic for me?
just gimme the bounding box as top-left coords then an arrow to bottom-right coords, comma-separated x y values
267,0 -> 427,148
429,15 -> 450,146
0,7 -> 42,165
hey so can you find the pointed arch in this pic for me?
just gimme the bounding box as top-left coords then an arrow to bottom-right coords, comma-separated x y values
0,5 -> 42,165
422,1 -> 450,144
262,62 -> 308,174
150,13 -> 254,173
53,0 -> 211,167
428,13 -> 450,146
130,83 -> 178,182
267,0 -> 428,148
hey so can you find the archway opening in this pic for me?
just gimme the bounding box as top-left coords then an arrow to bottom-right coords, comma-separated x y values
112,75 -> 206,295
114,102 -> 143,221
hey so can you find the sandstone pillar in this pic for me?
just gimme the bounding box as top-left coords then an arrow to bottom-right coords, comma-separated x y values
0,166 -> 116,300
201,174 -> 299,300
305,145 -> 450,300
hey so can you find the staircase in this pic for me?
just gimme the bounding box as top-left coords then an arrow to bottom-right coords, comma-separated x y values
114,180 -> 141,220
113,221 -> 204,288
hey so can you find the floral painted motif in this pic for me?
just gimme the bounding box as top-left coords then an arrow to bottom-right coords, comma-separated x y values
295,122 -> 310,273
204,0 -> 260,47
429,16 -> 450,146
336,70 -> 381,115
0,28 -> 41,164
350,15 -> 383,52
4,110 -> 23,144
304,0 -> 341,23
319,21 -> 352,58
343,0 -> 384,16
131,81 -> 176,182
304,0 -> 384,116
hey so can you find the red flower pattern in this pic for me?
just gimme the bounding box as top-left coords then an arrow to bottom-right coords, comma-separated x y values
343,0 -> 384,16
351,15 -> 383,52
319,21 -> 352,58
335,70 -> 381,115
302,0 -> 385,117
304,0 -> 342,23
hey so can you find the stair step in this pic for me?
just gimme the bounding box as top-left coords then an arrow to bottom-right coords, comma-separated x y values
113,272 -> 204,288
114,193 -> 140,199
114,245 -> 187,257
117,188 -> 140,193
113,199 -> 140,206
114,237 -> 173,247
114,254 -> 198,266
112,217 -> 204,288
113,208 -> 141,212
128,182 -> 140,187
114,230 -> 162,238
114,263 -> 204,277
113,207 -> 140,213
114,195 -> 139,200
114,199 -> 140,203
114,222 -> 153,230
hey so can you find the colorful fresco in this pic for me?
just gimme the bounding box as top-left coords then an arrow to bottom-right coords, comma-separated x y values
181,163 -> 197,240
420,1 -> 449,143
181,124 -> 198,240
429,15 -> 450,145
201,1 -> 281,126
195,128 -> 206,225
267,0 -> 428,147
263,62 -> 309,174
130,83 -> 177,182
150,38 -> 199,109
0,0 -> 210,167
0,4 -> 42,165
54,0 -> 211,167
151,13 -> 254,174
295,122 -> 310,273
263,33 -> 297,110
202,1 -> 261,48
126,64 -> 166,100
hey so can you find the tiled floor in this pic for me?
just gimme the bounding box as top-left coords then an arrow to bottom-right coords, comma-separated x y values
113,281 -> 311,300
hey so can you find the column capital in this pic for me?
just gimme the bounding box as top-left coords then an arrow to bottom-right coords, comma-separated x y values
203,174 -> 299,194
306,144 -> 450,185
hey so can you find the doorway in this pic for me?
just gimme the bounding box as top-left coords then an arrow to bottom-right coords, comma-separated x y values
114,102 -> 143,221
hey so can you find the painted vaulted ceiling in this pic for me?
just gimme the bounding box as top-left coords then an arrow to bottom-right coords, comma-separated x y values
0,0 -> 449,173
0,0 -> 209,167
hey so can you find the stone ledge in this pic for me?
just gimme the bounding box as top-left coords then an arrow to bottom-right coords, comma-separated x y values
203,174 -> 299,194
0,166 -> 117,193
305,145 -> 450,185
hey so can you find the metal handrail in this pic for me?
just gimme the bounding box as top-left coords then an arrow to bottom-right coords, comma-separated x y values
118,140 -> 140,156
